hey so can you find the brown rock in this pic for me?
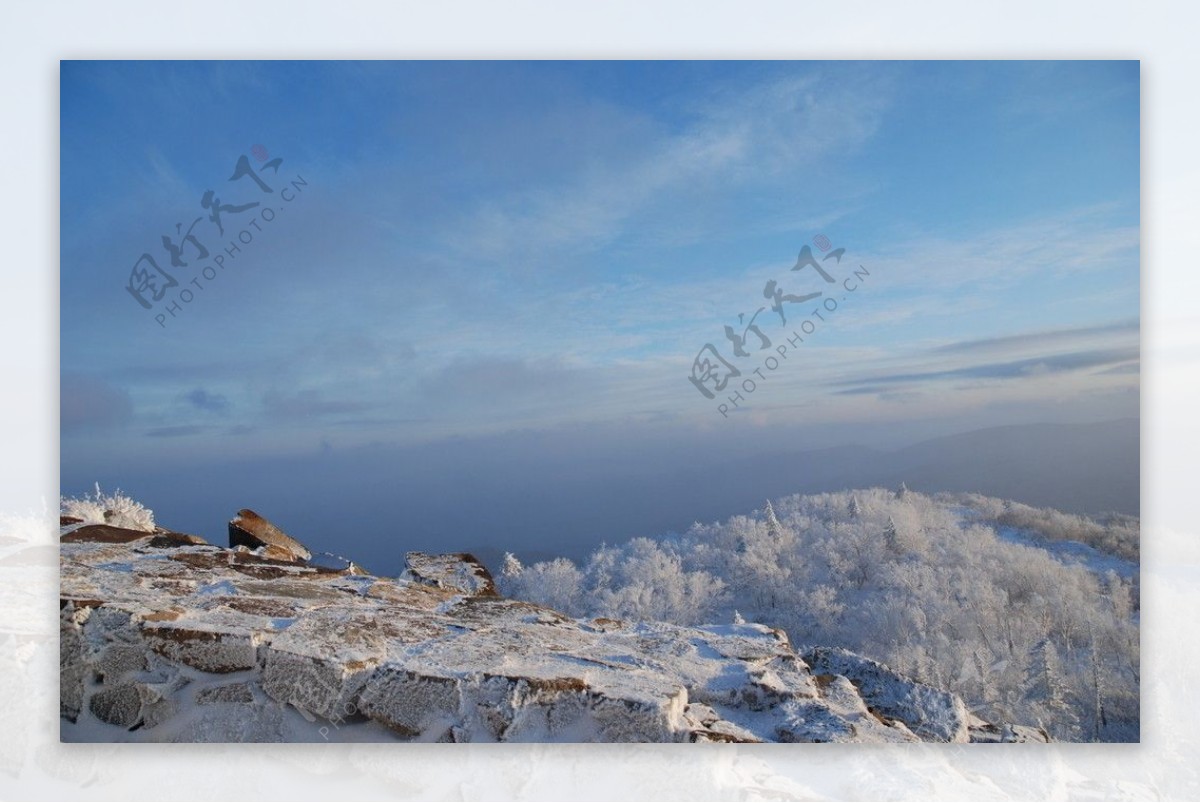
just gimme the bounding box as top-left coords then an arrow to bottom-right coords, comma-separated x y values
146,532 -> 208,549
170,549 -> 339,580
256,543 -> 299,562
228,509 -> 311,562
61,524 -> 154,544
141,608 -> 185,622
144,623 -> 257,673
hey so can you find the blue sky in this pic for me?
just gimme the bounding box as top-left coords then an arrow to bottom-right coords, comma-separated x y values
60,61 -> 1139,549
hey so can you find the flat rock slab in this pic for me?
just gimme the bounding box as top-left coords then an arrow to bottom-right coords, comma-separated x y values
62,524 -> 158,544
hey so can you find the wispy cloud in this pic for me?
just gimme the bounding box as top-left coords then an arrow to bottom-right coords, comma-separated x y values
182,387 -> 230,414
929,320 -> 1139,357
145,424 -> 210,438
859,205 -> 1138,293
445,68 -> 892,267
836,346 -> 1138,390
261,390 -> 373,420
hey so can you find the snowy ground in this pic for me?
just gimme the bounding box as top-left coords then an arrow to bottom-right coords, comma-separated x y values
994,525 -> 1138,580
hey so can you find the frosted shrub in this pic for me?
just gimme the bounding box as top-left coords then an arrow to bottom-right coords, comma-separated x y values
61,483 -> 156,532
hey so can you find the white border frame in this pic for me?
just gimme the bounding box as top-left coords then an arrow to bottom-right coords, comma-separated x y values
4,1 -> 1197,798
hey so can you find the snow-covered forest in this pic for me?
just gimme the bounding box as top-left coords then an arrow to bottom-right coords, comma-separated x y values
499,487 -> 1140,742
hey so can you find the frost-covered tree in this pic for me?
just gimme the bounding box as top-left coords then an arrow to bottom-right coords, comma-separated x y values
883,516 -> 901,555
500,552 -> 523,579
502,487 -> 1139,741
506,557 -> 583,612
763,500 -> 782,540
1027,638 -> 1079,740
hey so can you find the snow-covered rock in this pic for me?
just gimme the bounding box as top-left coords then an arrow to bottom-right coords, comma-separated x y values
966,714 -> 1051,743
401,551 -> 497,596
802,646 -> 970,742
59,516 -> 1032,743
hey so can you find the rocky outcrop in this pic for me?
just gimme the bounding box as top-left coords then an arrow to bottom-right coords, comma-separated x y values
227,509 -> 311,562
803,646 -> 970,743
401,552 -> 497,596
60,514 -> 1039,744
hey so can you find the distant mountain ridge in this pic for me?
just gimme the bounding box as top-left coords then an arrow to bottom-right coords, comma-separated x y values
818,418 -> 1139,516
61,419 -> 1139,573
641,418 -> 1138,563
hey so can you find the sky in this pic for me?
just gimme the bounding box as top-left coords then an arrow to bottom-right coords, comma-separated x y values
60,61 -> 1139,568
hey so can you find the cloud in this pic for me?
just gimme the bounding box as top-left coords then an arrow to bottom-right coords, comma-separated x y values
261,390 -> 372,420
835,346 -> 1139,390
61,374 -> 133,433
821,316 -> 1140,402
857,206 -> 1138,294
146,425 -> 210,438
182,387 -> 230,414
448,67 -> 892,266
1095,361 -> 1140,376
423,355 -> 594,405
930,320 -> 1139,357
835,385 -> 896,396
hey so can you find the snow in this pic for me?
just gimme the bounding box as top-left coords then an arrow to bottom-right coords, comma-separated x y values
197,579 -> 239,596
59,524 -> 1015,744
60,484 -> 156,532
995,525 -> 1137,580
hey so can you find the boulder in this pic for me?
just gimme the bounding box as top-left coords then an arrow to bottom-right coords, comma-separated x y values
227,509 -> 311,562
88,685 -> 142,728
